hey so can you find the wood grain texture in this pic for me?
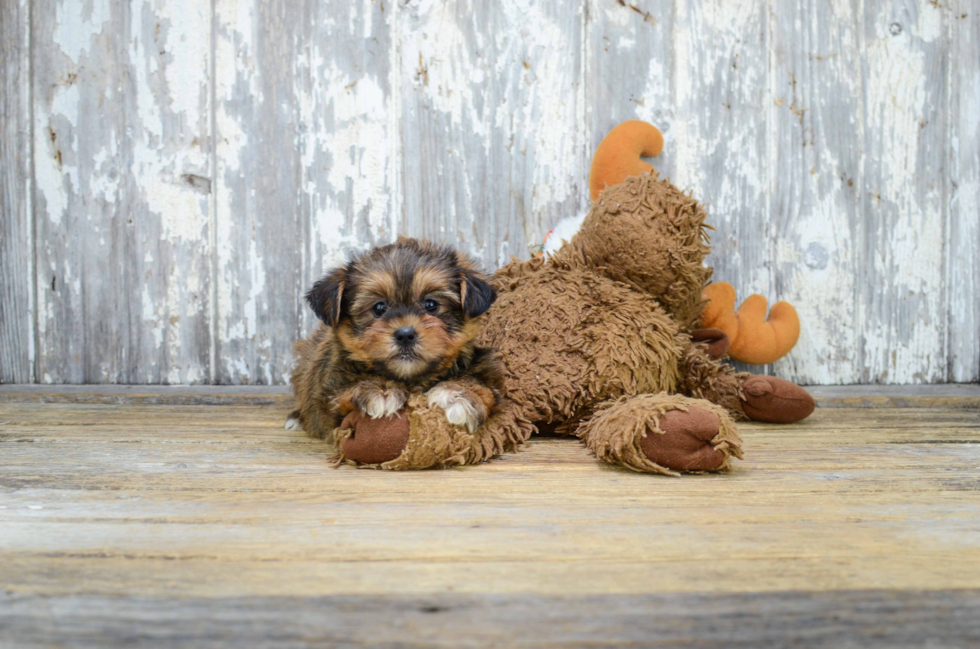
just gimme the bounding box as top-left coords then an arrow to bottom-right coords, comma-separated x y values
586,1 -> 676,172
398,0 -> 586,270
588,0 -> 771,296
212,0 -> 302,384
948,2 -> 980,383
672,0 -> 771,305
3,0 -> 980,385
3,590 -> 979,648
769,0 -> 863,385
0,0 -> 33,384
486,0 -> 588,262
213,0 -> 395,384
858,1 -> 948,383
0,402 -> 978,595
30,0 -> 213,384
296,0 -> 398,338
0,397 -> 978,646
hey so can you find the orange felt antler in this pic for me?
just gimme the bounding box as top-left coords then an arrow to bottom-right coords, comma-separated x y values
589,120 -> 664,200
700,282 -> 800,365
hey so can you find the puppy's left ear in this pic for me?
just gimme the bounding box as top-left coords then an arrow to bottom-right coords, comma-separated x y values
460,269 -> 496,319
306,267 -> 347,326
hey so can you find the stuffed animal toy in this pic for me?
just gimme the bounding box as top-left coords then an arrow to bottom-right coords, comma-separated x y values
570,119 -> 802,365
327,125 -> 816,474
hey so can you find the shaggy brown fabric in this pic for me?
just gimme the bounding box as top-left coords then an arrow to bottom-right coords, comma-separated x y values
480,247 -> 686,430
690,328 -> 731,359
578,393 -> 743,476
678,343 -> 750,420
473,169 -> 815,475
330,394 -> 534,470
572,172 -> 713,330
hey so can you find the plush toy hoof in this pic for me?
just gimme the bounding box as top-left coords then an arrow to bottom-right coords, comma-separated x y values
339,410 -> 410,464
640,407 -> 727,472
740,375 -> 815,423
690,327 -> 731,359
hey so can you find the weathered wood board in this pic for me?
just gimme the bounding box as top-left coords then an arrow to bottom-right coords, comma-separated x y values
949,0 -> 980,384
399,0 -> 588,271
3,590 -> 979,648
857,1 -> 949,384
1,0 -> 978,385
29,0 -> 213,384
0,393 -> 979,646
769,0 -> 865,384
0,0 -> 33,383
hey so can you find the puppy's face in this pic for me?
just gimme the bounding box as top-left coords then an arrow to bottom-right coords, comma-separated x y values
306,239 -> 496,381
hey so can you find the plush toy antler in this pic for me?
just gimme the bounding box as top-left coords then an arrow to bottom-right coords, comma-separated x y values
586,119 -> 801,365
589,120 -> 664,200
700,282 -> 800,365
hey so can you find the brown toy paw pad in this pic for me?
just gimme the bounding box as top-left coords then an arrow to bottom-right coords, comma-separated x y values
741,375 -> 815,423
640,407 -> 726,472
339,410 -> 410,465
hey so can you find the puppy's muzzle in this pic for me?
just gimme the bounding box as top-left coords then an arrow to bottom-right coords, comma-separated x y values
394,326 -> 418,348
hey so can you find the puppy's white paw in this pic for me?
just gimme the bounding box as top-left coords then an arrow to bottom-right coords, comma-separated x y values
362,390 -> 406,419
427,386 -> 483,433
284,417 -> 303,431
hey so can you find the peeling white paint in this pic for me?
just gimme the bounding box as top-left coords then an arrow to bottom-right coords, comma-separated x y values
15,0 -> 980,386
53,0 -> 111,62
493,2 -> 583,220
34,82 -> 81,227
858,3 -> 947,383
28,0 -> 214,384
400,2 -> 489,140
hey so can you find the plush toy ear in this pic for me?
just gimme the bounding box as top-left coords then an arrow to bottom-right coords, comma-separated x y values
306,267 -> 347,326
459,270 -> 496,319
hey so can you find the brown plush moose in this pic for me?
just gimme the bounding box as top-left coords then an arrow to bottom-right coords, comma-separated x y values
327,165 -> 815,475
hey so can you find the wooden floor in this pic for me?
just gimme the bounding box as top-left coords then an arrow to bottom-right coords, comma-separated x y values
1,386 -> 979,648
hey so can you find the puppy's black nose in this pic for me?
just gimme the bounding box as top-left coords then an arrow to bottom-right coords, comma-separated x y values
394,327 -> 417,346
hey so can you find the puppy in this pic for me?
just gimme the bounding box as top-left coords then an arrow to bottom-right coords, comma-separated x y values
286,238 -> 504,440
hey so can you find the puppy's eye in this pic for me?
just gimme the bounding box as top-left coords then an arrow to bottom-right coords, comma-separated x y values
371,301 -> 389,317
422,298 -> 439,314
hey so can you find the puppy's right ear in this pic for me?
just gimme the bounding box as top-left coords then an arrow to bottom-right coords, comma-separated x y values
459,269 -> 497,319
306,267 -> 347,326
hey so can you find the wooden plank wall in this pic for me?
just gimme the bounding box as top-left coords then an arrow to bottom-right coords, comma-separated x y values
0,0 -> 33,383
0,0 -> 977,386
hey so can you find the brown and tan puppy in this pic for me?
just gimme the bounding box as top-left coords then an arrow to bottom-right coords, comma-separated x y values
286,239 -> 503,448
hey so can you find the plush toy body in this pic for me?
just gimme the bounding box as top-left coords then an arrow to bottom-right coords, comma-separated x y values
334,170 -> 815,474
478,172 -> 813,474
556,120 -> 803,365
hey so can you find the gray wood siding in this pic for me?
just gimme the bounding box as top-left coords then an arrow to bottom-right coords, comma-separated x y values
1,0 -> 977,385
1,0 -> 33,383
30,0 -> 213,383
